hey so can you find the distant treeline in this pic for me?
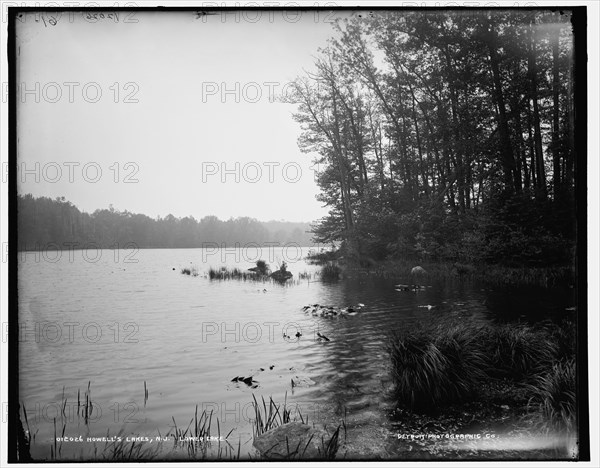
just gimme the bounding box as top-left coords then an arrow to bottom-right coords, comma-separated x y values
17,194 -> 316,250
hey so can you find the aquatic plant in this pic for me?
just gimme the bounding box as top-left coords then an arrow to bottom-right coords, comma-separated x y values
251,394 -> 293,437
102,428 -> 161,461
317,424 -> 341,460
250,394 -> 344,460
297,271 -> 313,280
19,389 -> 241,462
208,266 -> 265,281
181,266 -> 199,277
17,404 -> 33,461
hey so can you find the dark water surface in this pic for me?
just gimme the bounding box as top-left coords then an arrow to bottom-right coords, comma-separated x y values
17,248 -> 574,460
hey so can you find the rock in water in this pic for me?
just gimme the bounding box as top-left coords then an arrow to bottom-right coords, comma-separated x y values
253,422 -> 335,459
270,270 -> 293,281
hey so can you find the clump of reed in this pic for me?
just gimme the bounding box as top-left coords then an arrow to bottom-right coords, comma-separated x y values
181,266 -> 199,276
320,263 -> 341,281
18,404 -> 33,461
318,425 -> 341,460
297,271 -> 313,280
20,385 -> 346,461
18,382 -> 246,462
169,407 -> 237,459
208,266 -> 263,281
251,394 -> 294,437
250,394 -> 343,460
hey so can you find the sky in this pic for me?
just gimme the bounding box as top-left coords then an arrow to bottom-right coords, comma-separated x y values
15,10 -> 354,222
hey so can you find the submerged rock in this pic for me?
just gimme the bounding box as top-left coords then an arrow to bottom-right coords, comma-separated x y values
253,422 -> 336,459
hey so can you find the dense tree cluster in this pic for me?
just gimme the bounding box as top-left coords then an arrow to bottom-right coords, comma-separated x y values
285,10 -> 578,266
17,194 -> 315,250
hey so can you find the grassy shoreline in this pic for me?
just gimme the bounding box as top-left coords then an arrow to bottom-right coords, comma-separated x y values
386,317 -> 578,459
307,252 -> 574,288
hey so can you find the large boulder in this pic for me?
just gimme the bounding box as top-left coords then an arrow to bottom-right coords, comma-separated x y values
410,266 -> 427,276
253,422 -> 337,459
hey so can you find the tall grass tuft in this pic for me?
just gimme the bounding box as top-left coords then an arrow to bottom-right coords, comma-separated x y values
102,428 -> 160,461
251,394 -> 291,437
527,358 -> 576,434
17,404 -> 33,461
318,425 -> 341,460
482,323 -> 559,380
209,266 -> 267,281
387,319 -> 566,411
251,394 -> 344,460
388,322 -> 488,410
545,318 -> 577,358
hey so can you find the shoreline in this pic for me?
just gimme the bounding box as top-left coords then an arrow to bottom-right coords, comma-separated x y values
310,256 -> 575,288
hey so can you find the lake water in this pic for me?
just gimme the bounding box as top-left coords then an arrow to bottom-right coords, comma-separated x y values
17,247 -> 574,460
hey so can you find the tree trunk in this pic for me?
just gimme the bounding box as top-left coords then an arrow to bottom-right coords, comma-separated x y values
485,18 -> 519,193
551,26 -> 562,199
528,19 -> 547,200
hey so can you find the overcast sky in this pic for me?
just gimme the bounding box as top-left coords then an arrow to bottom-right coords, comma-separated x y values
15,10 -> 353,222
